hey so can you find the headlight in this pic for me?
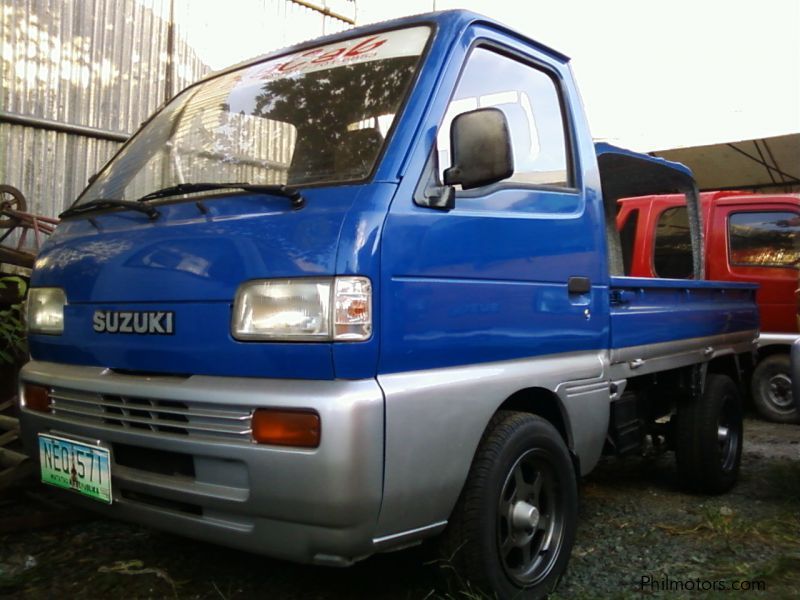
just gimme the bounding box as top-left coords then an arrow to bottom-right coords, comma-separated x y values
28,288 -> 67,335
232,276 -> 372,342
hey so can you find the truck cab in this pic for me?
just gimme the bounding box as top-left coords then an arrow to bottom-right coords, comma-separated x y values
19,11 -> 758,599
617,191 -> 800,421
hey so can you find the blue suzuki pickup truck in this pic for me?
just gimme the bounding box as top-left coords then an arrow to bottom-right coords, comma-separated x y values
19,11 -> 758,599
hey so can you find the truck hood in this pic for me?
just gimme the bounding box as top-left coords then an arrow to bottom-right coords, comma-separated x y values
34,188 -> 355,302
28,186 -> 386,379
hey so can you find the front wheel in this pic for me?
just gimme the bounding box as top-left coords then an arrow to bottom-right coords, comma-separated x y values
439,411 -> 577,599
675,374 -> 743,494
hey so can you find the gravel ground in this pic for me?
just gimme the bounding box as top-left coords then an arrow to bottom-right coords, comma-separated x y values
553,418 -> 800,599
1,417 -> 798,599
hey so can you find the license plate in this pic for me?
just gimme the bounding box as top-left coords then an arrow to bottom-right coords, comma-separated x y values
38,434 -> 112,504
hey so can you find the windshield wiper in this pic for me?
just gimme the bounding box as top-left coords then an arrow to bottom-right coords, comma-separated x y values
60,199 -> 160,220
136,183 -> 305,210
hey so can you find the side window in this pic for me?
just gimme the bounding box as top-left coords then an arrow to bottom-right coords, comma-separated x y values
619,208 -> 639,275
729,211 -> 800,268
654,206 -> 693,278
438,47 -> 570,189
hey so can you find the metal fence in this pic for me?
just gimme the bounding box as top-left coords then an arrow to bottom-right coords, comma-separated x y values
0,0 -> 354,220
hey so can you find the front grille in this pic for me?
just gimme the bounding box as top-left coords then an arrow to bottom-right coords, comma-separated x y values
49,387 -> 253,442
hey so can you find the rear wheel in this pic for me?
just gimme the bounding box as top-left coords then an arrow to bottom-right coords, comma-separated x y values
439,411 -> 577,599
751,354 -> 797,423
675,374 -> 742,494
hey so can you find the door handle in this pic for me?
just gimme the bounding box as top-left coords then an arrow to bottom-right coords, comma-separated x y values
567,276 -> 591,295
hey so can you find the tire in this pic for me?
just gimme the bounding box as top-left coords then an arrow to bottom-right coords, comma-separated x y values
751,354 -> 797,424
438,411 -> 577,599
675,374 -> 743,494
0,185 -> 27,228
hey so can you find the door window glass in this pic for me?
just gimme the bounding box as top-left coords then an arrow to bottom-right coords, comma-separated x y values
439,47 -> 571,189
729,211 -> 800,268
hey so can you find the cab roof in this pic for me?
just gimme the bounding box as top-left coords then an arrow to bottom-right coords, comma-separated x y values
203,9 -> 570,85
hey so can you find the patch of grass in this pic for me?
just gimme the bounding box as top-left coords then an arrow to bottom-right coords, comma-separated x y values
422,553 -> 496,600
656,506 -> 800,546
0,563 -> 49,596
707,551 -> 800,596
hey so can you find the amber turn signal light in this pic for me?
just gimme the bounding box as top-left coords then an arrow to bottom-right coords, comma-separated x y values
251,409 -> 320,448
23,384 -> 51,413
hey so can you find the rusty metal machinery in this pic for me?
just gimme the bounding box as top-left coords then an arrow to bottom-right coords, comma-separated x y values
0,185 -> 59,270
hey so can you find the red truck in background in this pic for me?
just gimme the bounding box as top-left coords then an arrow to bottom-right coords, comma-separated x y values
617,191 -> 800,422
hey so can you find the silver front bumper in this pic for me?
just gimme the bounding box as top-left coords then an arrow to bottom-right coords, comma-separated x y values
19,361 -> 385,565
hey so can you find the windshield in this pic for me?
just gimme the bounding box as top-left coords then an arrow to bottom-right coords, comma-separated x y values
76,26 -> 430,206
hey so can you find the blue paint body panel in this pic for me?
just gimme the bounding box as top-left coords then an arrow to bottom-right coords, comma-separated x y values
377,21 -> 610,374
609,277 -> 758,350
33,302 -> 334,378
28,10 -> 758,382
34,188 -> 358,303
30,186 -> 381,380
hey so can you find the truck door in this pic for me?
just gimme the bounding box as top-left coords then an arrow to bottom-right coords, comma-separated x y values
374,34 -> 611,540
380,43 -> 609,374
709,200 -> 800,333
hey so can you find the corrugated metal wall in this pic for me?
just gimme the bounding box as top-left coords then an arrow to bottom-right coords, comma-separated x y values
0,0 -> 353,219
2,124 -> 121,216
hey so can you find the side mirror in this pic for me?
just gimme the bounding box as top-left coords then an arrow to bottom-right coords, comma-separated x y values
443,107 -> 514,190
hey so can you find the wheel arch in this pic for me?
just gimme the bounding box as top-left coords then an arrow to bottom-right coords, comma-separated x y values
757,343 -> 790,360
498,387 -> 581,476
443,387 -> 576,527
375,354 -> 606,538
497,387 -> 572,450
437,408 -> 579,597
707,354 -> 743,386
